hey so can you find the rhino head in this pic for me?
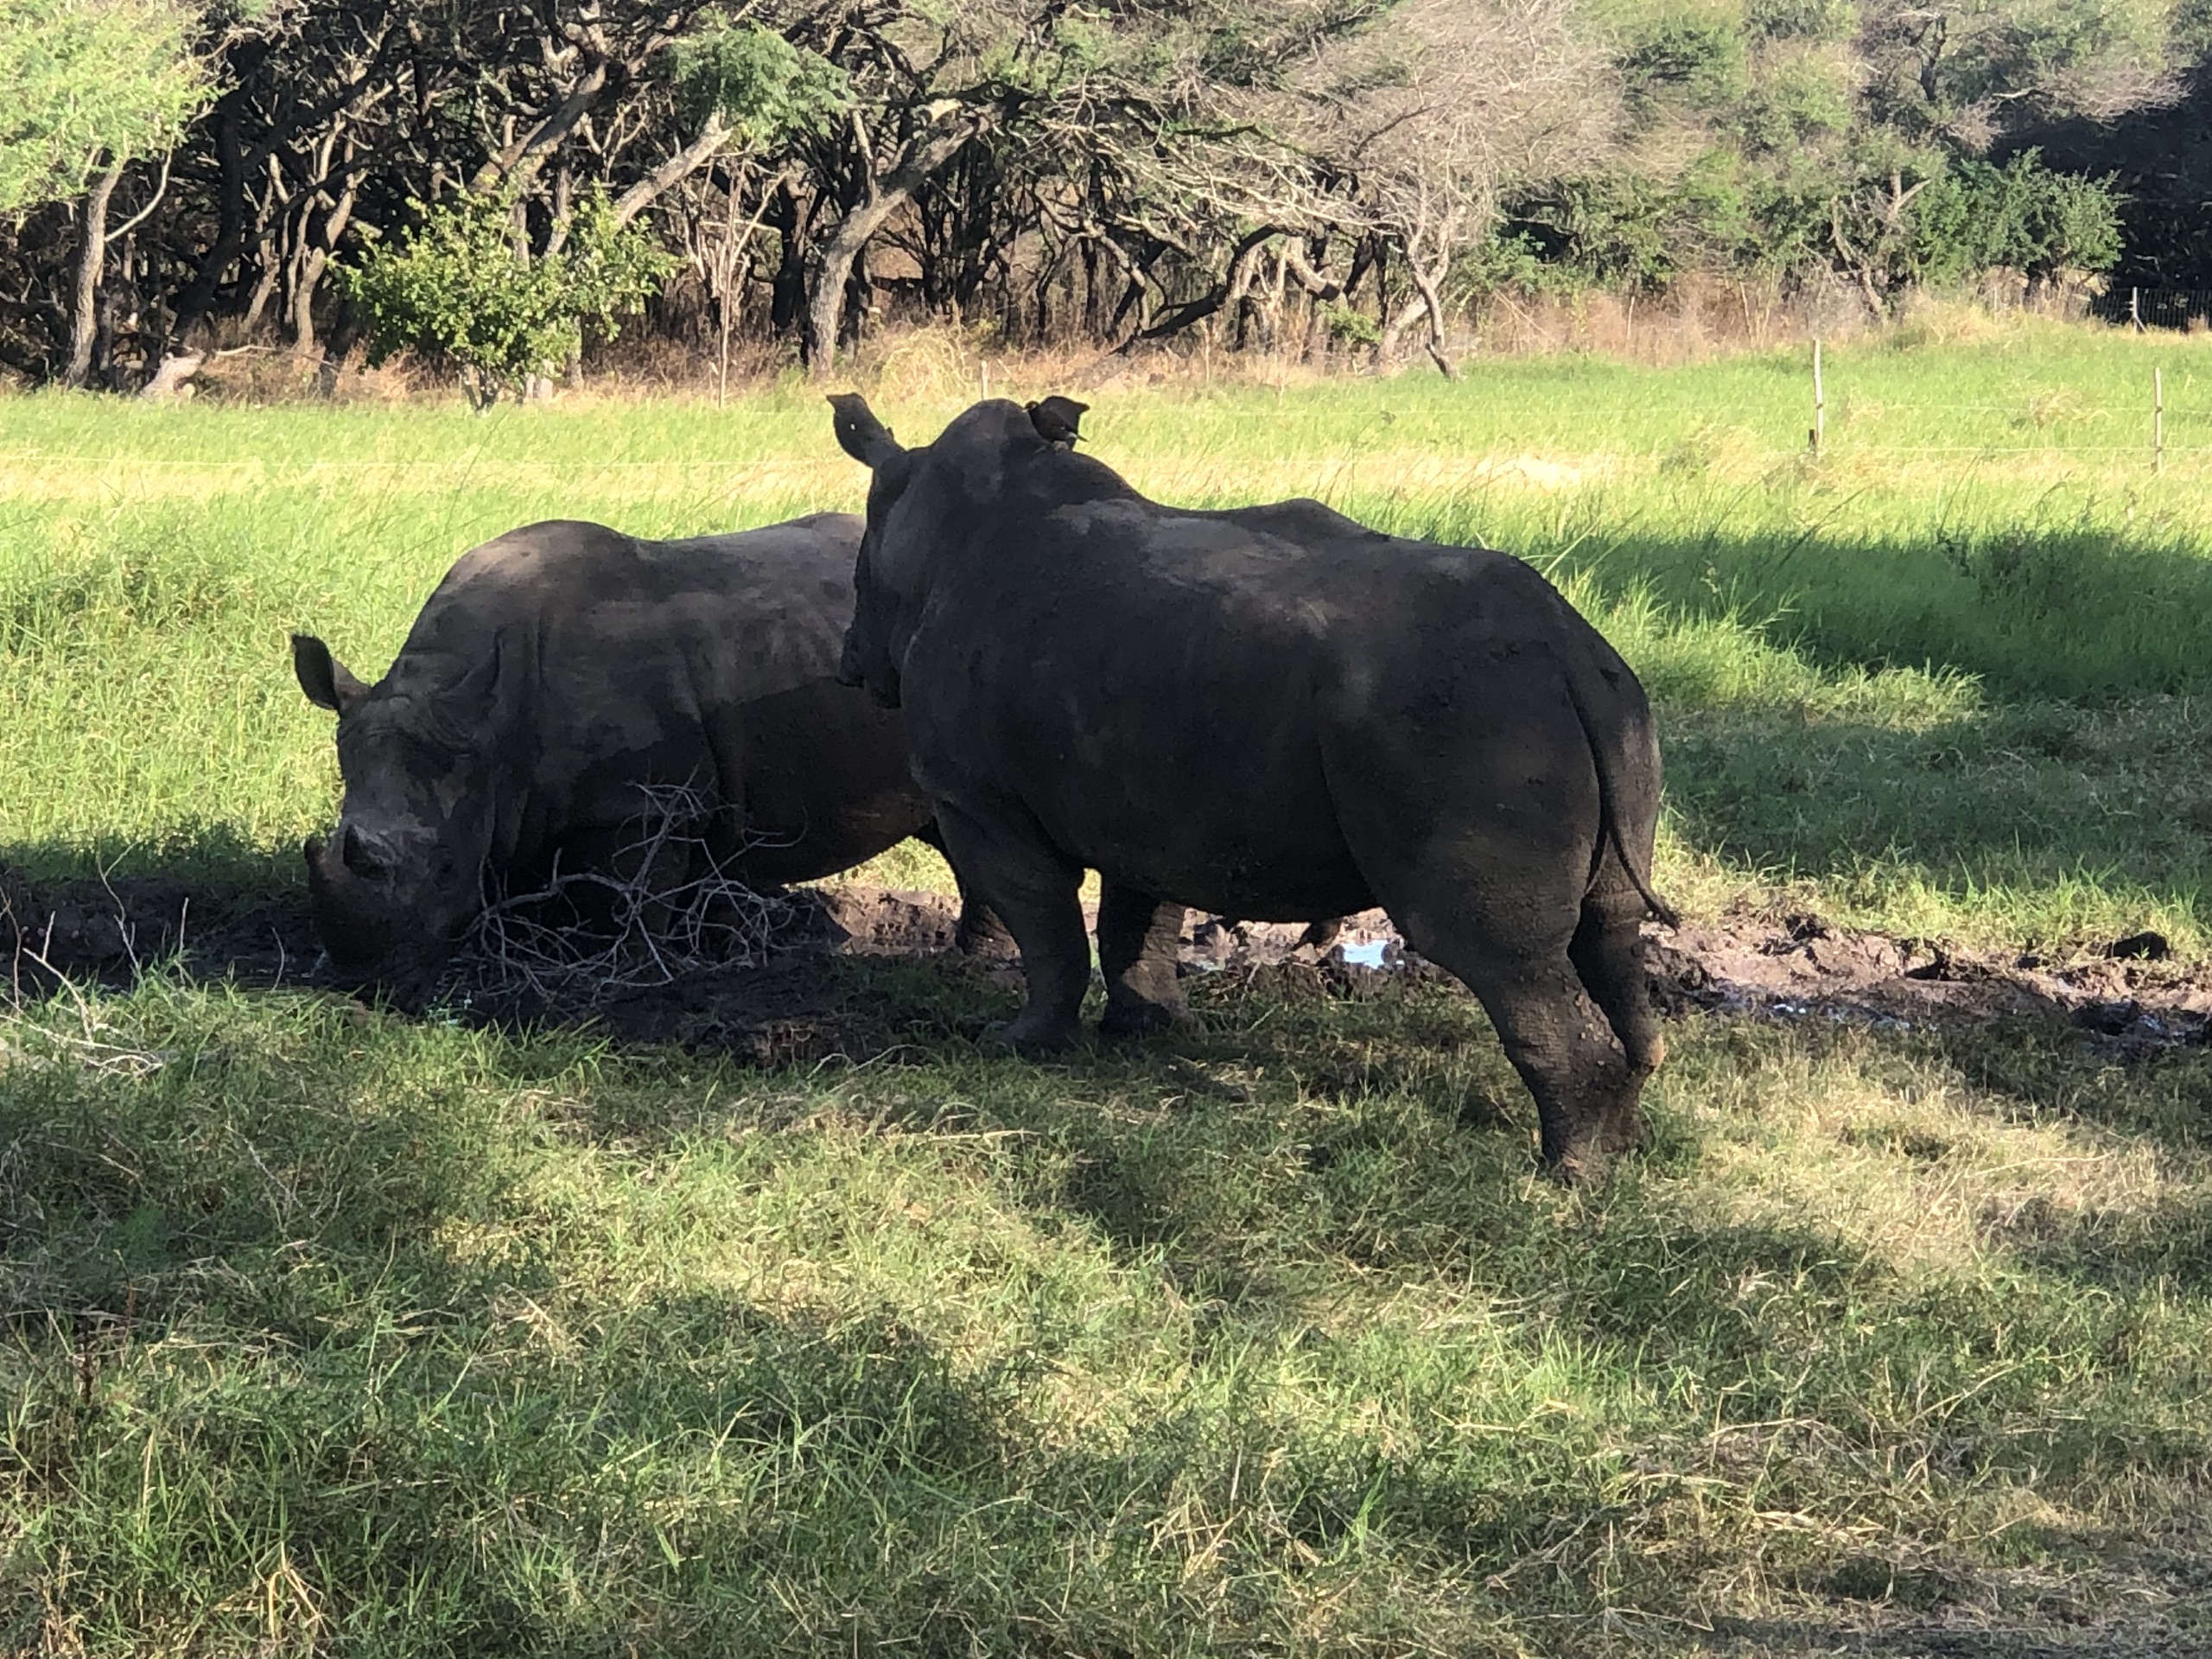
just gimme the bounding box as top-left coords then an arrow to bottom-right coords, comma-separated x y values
828,391 -> 1088,710
293,631 -> 507,1011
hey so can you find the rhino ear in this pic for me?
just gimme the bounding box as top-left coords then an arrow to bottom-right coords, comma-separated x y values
827,393 -> 903,469
294,632 -> 370,714
1027,396 -> 1088,446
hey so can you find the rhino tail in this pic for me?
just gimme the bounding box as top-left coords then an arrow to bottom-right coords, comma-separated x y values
1560,649 -> 1679,930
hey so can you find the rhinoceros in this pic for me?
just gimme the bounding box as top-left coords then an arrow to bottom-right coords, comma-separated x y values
828,395 -> 1675,1179
293,512 -> 991,1009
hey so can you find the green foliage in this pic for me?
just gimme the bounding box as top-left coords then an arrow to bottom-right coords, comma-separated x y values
0,0 -> 207,213
1746,0 -> 1857,42
1319,300 -> 1382,347
1731,41 -> 1857,153
1452,230 -> 1592,300
669,23 -> 849,147
1620,16 -> 1751,116
1908,149 -> 2124,282
1535,0 -> 2169,300
1875,0 -> 2176,128
342,191 -> 676,410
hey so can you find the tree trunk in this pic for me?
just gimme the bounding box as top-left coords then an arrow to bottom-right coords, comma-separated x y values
1110,228 -> 1274,353
769,179 -> 808,334
139,350 -> 205,401
467,60 -> 612,195
292,180 -> 358,358
62,160 -> 124,388
1406,252 -> 1455,378
241,238 -> 281,339
806,116 -> 982,377
611,112 -> 728,228
808,195 -> 892,371
166,89 -> 249,351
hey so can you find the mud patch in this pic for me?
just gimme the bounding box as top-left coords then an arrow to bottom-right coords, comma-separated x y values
0,861 -> 316,992
584,951 -> 1013,1064
6,864 -> 2209,1058
1648,910 -> 2212,1051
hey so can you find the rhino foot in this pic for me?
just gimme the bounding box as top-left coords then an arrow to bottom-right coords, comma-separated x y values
1098,999 -> 1192,1040
1545,1106 -> 1649,1185
954,909 -> 1021,963
982,1014 -> 1082,1057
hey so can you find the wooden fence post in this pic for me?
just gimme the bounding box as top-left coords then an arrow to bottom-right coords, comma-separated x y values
1809,339 -> 1824,457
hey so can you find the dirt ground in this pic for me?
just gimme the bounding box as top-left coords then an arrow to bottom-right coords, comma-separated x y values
5,862 -> 2209,1058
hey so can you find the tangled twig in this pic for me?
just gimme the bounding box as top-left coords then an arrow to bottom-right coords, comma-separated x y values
1,934 -> 177,1078
441,782 -> 799,1010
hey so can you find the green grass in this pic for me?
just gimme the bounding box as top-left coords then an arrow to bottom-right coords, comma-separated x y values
6,971 -> 2209,1654
6,321 -> 2212,1654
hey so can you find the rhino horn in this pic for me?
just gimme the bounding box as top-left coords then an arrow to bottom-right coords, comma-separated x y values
340,822 -> 397,879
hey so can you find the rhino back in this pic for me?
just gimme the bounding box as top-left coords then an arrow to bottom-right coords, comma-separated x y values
900,494 -> 1627,914
381,514 -> 899,860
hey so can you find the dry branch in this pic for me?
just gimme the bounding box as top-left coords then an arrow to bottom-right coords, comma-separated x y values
440,782 -> 799,1012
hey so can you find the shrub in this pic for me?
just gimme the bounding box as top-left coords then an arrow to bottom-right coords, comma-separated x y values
342,189 -> 675,409
1909,150 -> 2123,285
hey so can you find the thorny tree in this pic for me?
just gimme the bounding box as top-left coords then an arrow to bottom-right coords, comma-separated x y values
0,0 -> 2194,389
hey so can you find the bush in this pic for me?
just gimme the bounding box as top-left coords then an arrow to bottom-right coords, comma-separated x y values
342,190 -> 675,409
1909,150 -> 2123,285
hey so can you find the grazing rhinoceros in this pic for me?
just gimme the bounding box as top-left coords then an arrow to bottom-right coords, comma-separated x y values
293,512 -> 993,1009
828,395 -> 1675,1179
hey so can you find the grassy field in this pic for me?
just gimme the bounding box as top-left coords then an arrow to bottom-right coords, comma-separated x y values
4,318 -> 2212,1655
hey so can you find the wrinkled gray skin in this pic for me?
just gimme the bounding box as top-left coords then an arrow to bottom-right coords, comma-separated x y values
831,396 -> 1675,1180
295,512 -> 996,1010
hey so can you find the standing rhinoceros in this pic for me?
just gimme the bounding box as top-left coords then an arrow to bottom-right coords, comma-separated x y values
828,395 -> 1675,1179
293,512 -> 990,1009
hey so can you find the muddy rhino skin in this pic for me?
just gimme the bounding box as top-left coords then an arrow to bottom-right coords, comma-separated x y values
830,397 -> 1673,1179
294,512 -> 982,1007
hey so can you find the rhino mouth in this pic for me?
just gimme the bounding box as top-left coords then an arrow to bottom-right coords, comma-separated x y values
302,831 -> 466,1014
318,950 -> 451,1014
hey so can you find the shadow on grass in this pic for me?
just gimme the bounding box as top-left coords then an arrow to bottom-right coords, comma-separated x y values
8,966 -> 2211,1650
0,823 -> 300,897
1662,699 -> 2212,946
0,990 -> 1543,1650
0,828 -> 315,995
1549,524 -> 2212,708
0,999 -> 1066,1649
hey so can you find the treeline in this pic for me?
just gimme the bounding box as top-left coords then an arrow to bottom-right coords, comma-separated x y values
0,0 -> 2202,394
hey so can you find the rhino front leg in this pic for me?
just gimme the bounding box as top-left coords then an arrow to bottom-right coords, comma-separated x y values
931,800 -> 1088,1052
1097,882 -> 1187,1038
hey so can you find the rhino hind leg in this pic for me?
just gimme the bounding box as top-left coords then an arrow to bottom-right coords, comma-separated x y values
1347,847 -> 1649,1180
914,818 -> 1018,959
931,800 -> 1088,1052
1477,961 -> 1647,1180
1097,883 -> 1188,1038
1570,858 -> 1665,1084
